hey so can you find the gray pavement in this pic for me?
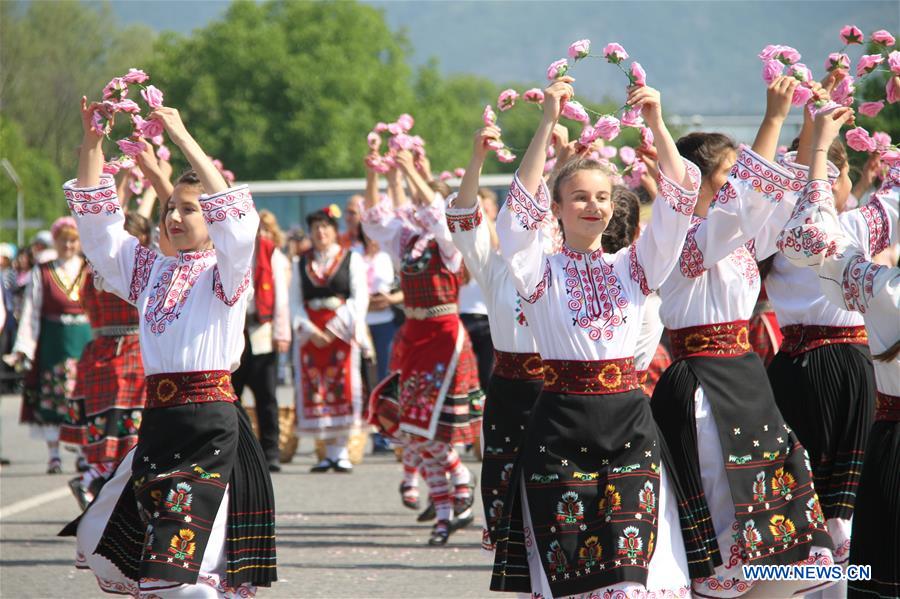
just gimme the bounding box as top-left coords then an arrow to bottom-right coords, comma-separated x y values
0,389 -> 493,598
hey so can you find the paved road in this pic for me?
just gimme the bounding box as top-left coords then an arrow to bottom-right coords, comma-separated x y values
0,390 -> 493,598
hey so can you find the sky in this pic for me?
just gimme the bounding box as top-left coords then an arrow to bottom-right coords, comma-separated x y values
106,0 -> 898,114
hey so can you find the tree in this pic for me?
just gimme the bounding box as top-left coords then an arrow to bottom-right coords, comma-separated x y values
0,116 -> 63,244
0,1 -> 156,176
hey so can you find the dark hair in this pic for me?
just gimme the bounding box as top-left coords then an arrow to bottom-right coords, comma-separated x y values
124,213 -> 152,247
788,137 -> 848,171
601,186 -> 641,254
675,132 -> 737,180
549,157 -> 614,203
175,169 -> 203,188
306,210 -> 338,230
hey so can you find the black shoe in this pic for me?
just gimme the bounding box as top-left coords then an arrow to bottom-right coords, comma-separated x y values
68,477 -> 90,511
0,457 -> 10,466
268,461 -> 282,473
449,508 -> 475,532
47,458 -> 63,475
417,500 -> 436,522
453,473 -> 477,516
428,519 -> 451,546
399,482 -> 420,510
76,456 -> 90,473
332,459 -> 353,473
310,459 -> 333,473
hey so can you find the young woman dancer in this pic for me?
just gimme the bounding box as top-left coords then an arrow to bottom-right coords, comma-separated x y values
61,212 -> 151,508
777,103 -> 898,599
446,126 -> 557,553
490,76 -> 700,598
363,150 -> 483,545
60,99 -> 276,597
12,216 -> 90,473
651,76 -> 836,598
767,109 -> 883,573
290,206 -> 369,473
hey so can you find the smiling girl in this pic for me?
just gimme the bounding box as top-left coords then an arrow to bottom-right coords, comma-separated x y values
60,98 -> 276,598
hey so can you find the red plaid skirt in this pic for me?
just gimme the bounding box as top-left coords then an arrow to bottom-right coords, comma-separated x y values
368,314 -> 482,443
60,334 -> 145,463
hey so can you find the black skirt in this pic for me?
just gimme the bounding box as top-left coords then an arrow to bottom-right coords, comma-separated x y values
768,343 -> 875,521
61,402 -> 276,588
491,389 -> 678,596
480,374 -> 542,548
651,353 -> 833,571
847,420 -> 900,599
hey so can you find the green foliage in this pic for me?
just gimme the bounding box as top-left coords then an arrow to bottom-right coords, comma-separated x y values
0,117 -> 63,243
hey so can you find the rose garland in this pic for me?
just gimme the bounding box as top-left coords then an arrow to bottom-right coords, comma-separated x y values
365,113 -> 429,174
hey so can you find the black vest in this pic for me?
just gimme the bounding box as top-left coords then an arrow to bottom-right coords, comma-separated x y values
299,250 -> 352,301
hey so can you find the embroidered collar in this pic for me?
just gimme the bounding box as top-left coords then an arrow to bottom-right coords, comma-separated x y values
178,249 -> 216,263
561,244 -> 604,261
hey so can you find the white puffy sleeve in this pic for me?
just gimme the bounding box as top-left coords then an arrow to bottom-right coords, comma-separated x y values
11,266 -> 41,360
271,247 -> 291,343
64,175 -> 158,303
497,172 -> 553,303
678,147 -> 797,274
361,195 -> 410,263
446,196 -> 500,291
414,194 -> 462,273
202,185 -> 259,307
289,257 -> 313,345
325,251 -> 370,345
627,158 -> 702,291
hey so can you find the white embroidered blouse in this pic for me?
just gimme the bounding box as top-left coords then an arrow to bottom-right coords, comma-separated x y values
657,146 -> 810,329
361,193 -> 462,273
778,173 -> 899,395
497,161 -> 700,361
63,176 -> 258,375
767,157 -> 897,329
445,197 -> 540,355
288,245 -> 369,348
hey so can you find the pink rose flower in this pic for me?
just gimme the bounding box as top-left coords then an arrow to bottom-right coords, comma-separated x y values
640,126 -> 654,149
789,63 -> 812,82
365,154 -> 390,174
758,45 -> 780,61
791,85 -> 814,106
496,148 -> 516,163
113,99 -> 141,114
619,145 -> 636,164
116,138 -> 145,157
831,76 -> 856,105
151,134 -> 164,145
763,59 -> 784,84
547,58 -> 569,80
454,167 -> 466,178
523,88 -> 544,104
102,77 -> 128,100
546,144 -> 556,158
881,149 -> 900,165
777,46 -> 801,65
212,158 -> 224,170
397,113 -> 415,132
630,62 -> 646,86
889,50 -> 900,74
483,104 -> 497,126
839,25 -> 864,45
620,106 -> 643,128
498,89 -> 519,111
623,159 -> 647,189
102,162 -> 121,175
857,54 -> 885,77
872,30 -> 896,46
859,101 -> 885,117
602,43 -> 628,64
872,131 -> 891,151
122,68 -> 149,84
599,145 -> 618,159
133,114 -> 164,138
888,76 -> 900,104
128,177 -> 145,196
561,100 -> 590,123
387,122 -> 403,136
439,171 -> 452,182
367,132 -> 381,150
388,133 -> 414,152
579,125 -> 598,146
845,127 -> 876,152
543,158 -> 557,174
826,52 -> 850,72
776,145 -> 788,157
141,85 -> 164,109
568,39 -> 591,60
374,122 -> 389,133
594,116 -> 621,141
486,139 -> 504,151
222,170 -> 235,184
91,111 -> 111,136
156,144 -> 171,162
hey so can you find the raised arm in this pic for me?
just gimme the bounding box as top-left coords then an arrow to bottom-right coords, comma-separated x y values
624,86 -> 700,290
134,140 -> 174,219
66,99 -> 155,302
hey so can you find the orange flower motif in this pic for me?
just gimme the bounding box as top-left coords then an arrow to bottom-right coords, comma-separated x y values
523,356 -> 545,377
684,333 -> 710,353
599,363 -> 622,389
156,379 -> 178,403
736,326 -> 751,350
543,367 -> 559,387
168,528 -> 196,560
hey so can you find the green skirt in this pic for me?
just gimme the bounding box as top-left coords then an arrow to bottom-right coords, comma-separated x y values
23,318 -> 92,426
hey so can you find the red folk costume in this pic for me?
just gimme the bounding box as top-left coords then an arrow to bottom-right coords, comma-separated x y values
60,269 -> 146,465
363,198 -> 483,444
